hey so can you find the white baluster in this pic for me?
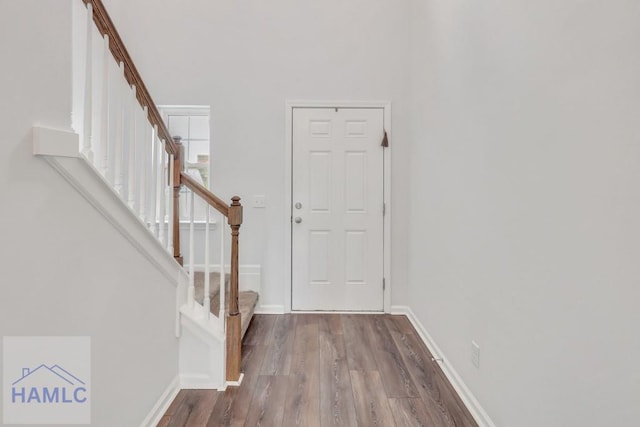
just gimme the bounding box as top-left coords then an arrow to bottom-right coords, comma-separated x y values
101,35 -> 112,181
139,107 -> 149,222
149,125 -> 159,236
168,153 -> 174,255
82,2 -> 94,162
188,190 -> 195,309
204,206 -> 211,319
127,86 -> 137,211
219,212 -> 225,329
158,147 -> 167,246
113,61 -> 125,196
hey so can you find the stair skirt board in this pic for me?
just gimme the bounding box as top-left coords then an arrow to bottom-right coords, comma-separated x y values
33,128 -> 183,286
178,311 -> 226,390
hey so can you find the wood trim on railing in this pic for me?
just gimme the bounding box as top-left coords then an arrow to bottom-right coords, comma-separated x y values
82,0 -> 177,156
180,172 -> 230,217
226,196 -> 243,381
172,139 -> 183,265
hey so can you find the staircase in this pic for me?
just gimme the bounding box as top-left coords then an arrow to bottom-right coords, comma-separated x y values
32,0 -> 257,396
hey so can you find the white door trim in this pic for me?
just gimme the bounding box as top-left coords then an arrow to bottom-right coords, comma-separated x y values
284,100 -> 392,313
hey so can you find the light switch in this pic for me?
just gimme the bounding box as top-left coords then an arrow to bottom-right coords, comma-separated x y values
253,195 -> 267,208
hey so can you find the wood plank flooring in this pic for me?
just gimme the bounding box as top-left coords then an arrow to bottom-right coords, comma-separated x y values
158,314 -> 478,427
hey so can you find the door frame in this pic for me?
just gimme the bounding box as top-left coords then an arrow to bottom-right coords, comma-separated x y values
284,100 -> 392,313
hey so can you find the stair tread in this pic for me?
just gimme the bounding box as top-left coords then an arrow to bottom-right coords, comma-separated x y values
192,272 -> 259,340
238,291 -> 259,339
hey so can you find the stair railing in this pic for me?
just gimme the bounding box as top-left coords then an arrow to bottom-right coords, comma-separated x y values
180,173 -> 243,382
79,0 -> 243,383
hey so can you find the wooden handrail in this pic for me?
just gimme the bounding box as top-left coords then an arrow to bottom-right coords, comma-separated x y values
82,0 -> 177,156
180,172 -> 230,217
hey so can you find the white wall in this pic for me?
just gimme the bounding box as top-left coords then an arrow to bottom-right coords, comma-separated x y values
408,0 -> 640,425
102,0 -> 412,310
0,2 -> 178,425
71,0 -> 640,424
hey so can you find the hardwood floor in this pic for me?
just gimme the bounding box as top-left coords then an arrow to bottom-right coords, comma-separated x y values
158,314 -> 478,427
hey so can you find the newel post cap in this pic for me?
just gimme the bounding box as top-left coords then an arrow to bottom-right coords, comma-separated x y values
228,196 -> 243,226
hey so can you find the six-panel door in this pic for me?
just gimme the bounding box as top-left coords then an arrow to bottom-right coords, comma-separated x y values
292,107 -> 384,311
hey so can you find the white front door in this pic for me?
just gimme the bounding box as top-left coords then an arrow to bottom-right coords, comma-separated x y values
291,107 -> 385,311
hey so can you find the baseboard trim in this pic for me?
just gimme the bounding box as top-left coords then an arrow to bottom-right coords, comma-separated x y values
139,376 -> 180,427
179,374 -> 224,390
291,310 -> 384,314
225,373 -> 244,388
390,305 -> 496,427
254,304 -> 285,314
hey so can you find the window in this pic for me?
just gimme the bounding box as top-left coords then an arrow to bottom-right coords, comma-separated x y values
160,106 -> 210,188
159,106 -> 211,220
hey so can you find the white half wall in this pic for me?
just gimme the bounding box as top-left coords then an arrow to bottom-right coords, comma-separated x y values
0,2 -> 178,425
407,0 -> 640,426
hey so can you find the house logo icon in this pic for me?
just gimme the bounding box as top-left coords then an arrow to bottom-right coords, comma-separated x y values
11,364 -> 88,404
3,336 -> 91,424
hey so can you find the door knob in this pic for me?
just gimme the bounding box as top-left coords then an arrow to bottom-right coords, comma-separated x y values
295,202 -> 302,209
294,217 -> 302,224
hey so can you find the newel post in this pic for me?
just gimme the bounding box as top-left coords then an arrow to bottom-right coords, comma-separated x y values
226,196 -> 243,382
172,137 -> 184,266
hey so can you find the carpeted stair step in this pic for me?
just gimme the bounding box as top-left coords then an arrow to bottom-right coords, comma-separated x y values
192,271 -> 259,339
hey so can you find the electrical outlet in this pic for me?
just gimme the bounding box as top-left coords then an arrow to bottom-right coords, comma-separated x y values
471,341 -> 480,369
252,195 -> 266,208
